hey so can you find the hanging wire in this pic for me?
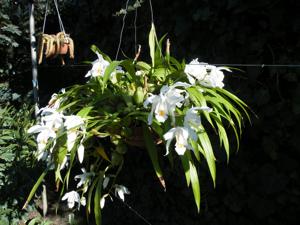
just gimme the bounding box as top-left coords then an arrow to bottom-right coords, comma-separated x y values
42,0 -> 49,33
115,0 -> 130,60
187,63 -> 300,68
148,0 -> 154,24
42,0 -> 66,34
53,0 -> 66,34
114,196 -> 152,225
37,63 -> 300,68
134,7 -> 138,54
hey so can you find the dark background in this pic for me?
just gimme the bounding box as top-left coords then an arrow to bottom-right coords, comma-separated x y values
12,0 -> 300,224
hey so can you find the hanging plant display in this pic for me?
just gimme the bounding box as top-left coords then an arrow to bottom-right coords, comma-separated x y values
38,32 -> 74,65
24,23 -> 251,224
37,0 -> 74,65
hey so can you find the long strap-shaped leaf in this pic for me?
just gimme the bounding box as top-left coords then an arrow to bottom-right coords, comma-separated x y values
142,124 -> 166,190
22,167 -> 49,209
198,126 -> 216,187
94,174 -> 103,225
149,23 -> 156,68
189,160 -> 201,212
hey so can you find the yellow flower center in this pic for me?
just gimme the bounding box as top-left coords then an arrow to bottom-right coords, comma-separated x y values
158,110 -> 165,117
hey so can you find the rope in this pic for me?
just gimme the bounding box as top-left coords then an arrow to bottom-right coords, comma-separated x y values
115,0 -> 130,60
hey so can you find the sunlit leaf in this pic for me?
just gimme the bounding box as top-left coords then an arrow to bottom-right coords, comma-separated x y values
198,126 -> 216,187
149,23 -> 156,68
189,160 -> 201,212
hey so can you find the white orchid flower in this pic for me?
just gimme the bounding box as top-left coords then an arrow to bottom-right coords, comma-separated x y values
62,190 -> 81,210
184,106 -> 213,140
64,115 -> 86,163
185,59 -> 231,88
114,185 -> 130,202
163,127 -> 190,155
64,115 -> 84,130
198,65 -> 230,88
144,83 -> 189,125
28,125 -> 57,160
41,111 -> 64,131
85,52 -> 110,78
74,168 -> 95,188
184,59 -> 208,85
64,115 -> 84,150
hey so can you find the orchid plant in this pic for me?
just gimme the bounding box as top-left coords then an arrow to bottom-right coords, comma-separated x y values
24,24 -> 250,225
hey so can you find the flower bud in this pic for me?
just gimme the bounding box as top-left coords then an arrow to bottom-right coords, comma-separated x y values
133,87 -> 144,105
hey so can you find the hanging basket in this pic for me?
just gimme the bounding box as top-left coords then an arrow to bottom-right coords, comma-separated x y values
38,0 -> 74,64
59,42 -> 69,55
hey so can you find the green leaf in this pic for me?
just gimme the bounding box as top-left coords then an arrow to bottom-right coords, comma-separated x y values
187,87 -> 216,130
211,107 -> 230,163
87,177 -> 99,216
58,100 -> 79,112
77,106 -> 93,118
22,168 -> 49,209
180,151 -> 191,186
136,61 -> 151,71
189,139 -> 201,162
217,88 -> 252,123
149,23 -> 156,67
102,61 -> 122,91
90,45 -> 112,62
189,160 -> 201,212
154,33 -> 167,65
198,126 -> 216,187
94,174 -> 103,225
120,60 -> 135,80
142,124 -> 165,190
152,68 -> 170,82
0,151 -> 15,162
28,217 -> 41,225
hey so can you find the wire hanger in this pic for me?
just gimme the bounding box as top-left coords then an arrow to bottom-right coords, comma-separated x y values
42,0 -> 66,35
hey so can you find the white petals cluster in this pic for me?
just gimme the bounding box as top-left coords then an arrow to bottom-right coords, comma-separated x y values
62,190 -> 86,210
143,79 -> 215,156
85,52 -> 110,78
143,82 -> 190,125
28,95 -> 86,165
164,127 -> 190,155
114,185 -> 130,202
74,168 -> 95,189
184,106 -> 212,141
163,107 -> 212,155
184,58 -> 231,88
